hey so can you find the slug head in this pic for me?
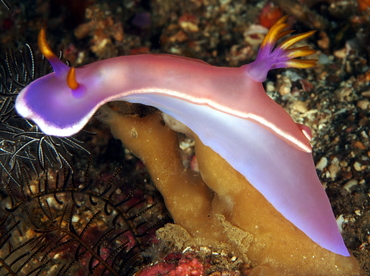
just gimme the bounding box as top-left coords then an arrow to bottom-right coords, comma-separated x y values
15,29 -> 95,136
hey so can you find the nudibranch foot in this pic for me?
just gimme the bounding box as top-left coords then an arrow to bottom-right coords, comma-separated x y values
244,15 -> 317,82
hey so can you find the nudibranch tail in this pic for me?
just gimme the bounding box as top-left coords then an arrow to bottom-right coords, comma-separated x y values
38,28 -> 69,76
244,15 -> 317,82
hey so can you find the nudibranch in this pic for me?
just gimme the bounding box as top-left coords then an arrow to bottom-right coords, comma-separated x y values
15,16 -> 349,257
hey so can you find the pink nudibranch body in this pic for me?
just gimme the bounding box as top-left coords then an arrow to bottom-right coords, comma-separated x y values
15,17 -> 350,257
